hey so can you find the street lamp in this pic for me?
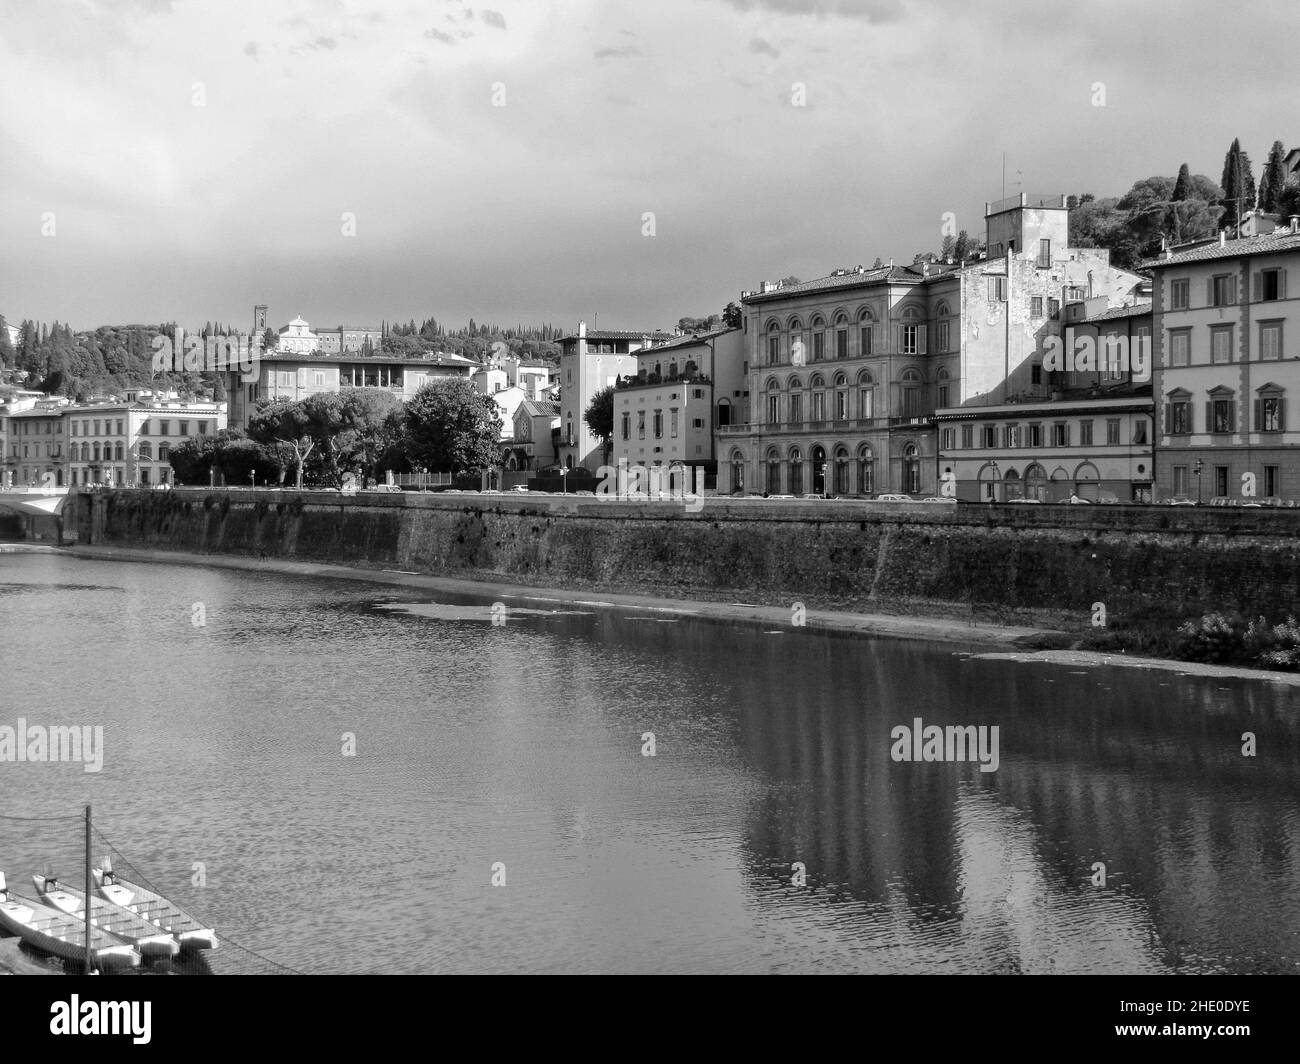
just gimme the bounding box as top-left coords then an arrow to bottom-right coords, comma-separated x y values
1193,457 -> 1204,505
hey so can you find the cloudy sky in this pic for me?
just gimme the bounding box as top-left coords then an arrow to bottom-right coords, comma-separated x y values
2,0 -> 1298,335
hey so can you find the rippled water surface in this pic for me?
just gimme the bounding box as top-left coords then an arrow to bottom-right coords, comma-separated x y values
0,553 -> 1297,974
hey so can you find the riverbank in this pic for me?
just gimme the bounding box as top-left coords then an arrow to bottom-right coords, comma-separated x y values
61,543 -> 1056,647
0,938 -> 56,975
53,543 -> 1300,684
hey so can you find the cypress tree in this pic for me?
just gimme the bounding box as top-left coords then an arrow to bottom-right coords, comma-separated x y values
1259,140 -> 1287,214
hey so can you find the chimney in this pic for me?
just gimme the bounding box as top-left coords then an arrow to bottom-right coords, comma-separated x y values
1219,230 -> 1226,247
578,320 -> 586,338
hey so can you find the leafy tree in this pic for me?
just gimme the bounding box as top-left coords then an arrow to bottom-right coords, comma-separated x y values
584,385 -> 614,462
939,234 -> 956,260
247,398 -> 318,488
0,322 -> 14,366
1259,140 -> 1288,213
1220,138 -> 1256,229
1277,179 -> 1300,223
779,275 -> 801,286
952,231 -> 973,262
260,327 -> 277,354
722,302 -> 742,328
403,378 -> 503,476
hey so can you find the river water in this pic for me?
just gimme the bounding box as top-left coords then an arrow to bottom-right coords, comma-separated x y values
0,551 -> 1297,974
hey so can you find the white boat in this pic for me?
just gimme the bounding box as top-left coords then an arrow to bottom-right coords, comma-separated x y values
33,874 -> 180,960
92,862 -> 218,952
0,872 -> 140,971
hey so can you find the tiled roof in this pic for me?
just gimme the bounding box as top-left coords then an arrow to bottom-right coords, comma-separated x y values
1083,301 -> 1153,323
742,261 -> 967,303
640,327 -> 738,352
1139,229 -> 1300,268
519,399 -> 560,417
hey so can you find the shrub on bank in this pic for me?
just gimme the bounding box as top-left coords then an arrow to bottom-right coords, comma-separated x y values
1171,612 -> 1300,670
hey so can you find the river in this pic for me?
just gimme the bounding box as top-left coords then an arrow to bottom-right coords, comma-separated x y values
0,551 -> 1297,974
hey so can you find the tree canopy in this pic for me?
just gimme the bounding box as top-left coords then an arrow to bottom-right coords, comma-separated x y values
402,378 -> 503,476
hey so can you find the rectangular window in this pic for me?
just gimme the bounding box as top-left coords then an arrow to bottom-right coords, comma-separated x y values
1173,466 -> 1188,495
637,410 -> 646,438
766,395 -> 778,424
621,412 -> 630,440
1212,398 -> 1235,433
1265,465 -> 1280,496
811,392 -> 824,421
1259,395 -> 1284,432
1030,296 -> 1043,317
1028,423 -> 1043,447
937,384 -> 949,408
768,337 -> 779,365
1133,419 -> 1148,445
790,394 -> 802,423
982,425 -> 996,447
315,372 -> 325,386
159,420 -> 170,436
1211,274 -> 1235,307
836,391 -> 848,420
813,333 -> 825,361
179,420 -> 189,437
1211,325 -> 1233,364
1170,401 -> 1191,434
1031,363 -> 1042,386
901,324 -> 919,354
1004,424 -> 1020,448
1170,279 -> 1189,310
670,409 -> 678,438
1259,268 -> 1283,302
1260,321 -> 1282,361
1037,239 -> 1051,268
1170,330 -> 1191,367
960,425 -> 972,448
93,420 -> 101,435
1215,466 -> 1229,496
1066,286 -> 1086,303
936,321 -> 950,352
940,427 -> 955,450
1079,420 -> 1093,446
1052,422 -> 1068,447
693,419 -> 703,429
987,277 -> 1007,302
198,421 -> 209,435
835,330 -> 847,359
1048,298 -> 1060,319
116,420 -> 124,435
653,410 -> 663,438
1106,419 -> 1120,445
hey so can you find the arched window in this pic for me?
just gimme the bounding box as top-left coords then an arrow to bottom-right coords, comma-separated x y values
765,446 -> 781,494
811,315 -> 826,362
901,368 -> 924,417
858,370 -> 875,421
138,442 -> 153,460
936,366 -> 951,409
788,376 -> 804,423
811,445 -> 827,494
858,444 -> 874,495
810,373 -> 826,422
766,321 -> 781,365
899,305 -> 925,355
903,443 -> 921,494
1025,462 -> 1048,501
834,312 -> 849,358
716,397 -> 733,428
789,446 -> 803,496
789,318 -> 805,366
834,446 -> 849,495
834,373 -> 849,420
858,307 -> 875,356
730,449 -> 746,494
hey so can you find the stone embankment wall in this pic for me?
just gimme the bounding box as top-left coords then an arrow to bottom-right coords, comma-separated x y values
74,489 -> 1300,621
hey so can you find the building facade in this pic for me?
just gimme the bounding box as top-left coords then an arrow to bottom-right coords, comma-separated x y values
316,325 -> 382,355
65,397 -> 226,487
1146,225 -> 1300,503
556,323 -> 671,471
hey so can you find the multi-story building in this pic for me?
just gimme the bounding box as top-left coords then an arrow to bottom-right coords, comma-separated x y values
316,325 -> 382,355
612,328 -> 743,479
556,323 -> 672,471
1146,224 -> 1300,502
508,399 -> 560,471
274,316 -> 320,355
222,350 -> 481,431
65,395 -> 226,487
935,301 -> 1155,501
2,398 -> 70,487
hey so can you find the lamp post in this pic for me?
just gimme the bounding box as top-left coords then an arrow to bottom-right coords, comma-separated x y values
988,460 -> 999,503
1194,457 -> 1204,505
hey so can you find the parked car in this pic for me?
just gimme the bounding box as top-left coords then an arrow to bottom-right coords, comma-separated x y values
918,496 -> 957,504
1006,497 -> 1042,504
1164,496 -> 1197,506
508,485 -> 530,493
874,493 -> 913,502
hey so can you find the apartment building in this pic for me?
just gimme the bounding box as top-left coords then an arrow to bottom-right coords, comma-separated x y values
1146,225 -> 1300,502
65,396 -> 226,487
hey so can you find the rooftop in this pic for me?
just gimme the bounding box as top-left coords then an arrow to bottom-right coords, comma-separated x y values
741,260 -> 968,303
640,327 -> 739,352
1139,227 -> 1300,269
556,330 -> 674,343
519,399 -> 560,418
1082,301 -> 1153,323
